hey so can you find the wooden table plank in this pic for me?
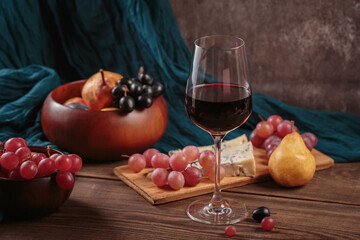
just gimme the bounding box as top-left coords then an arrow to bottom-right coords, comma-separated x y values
226,162 -> 360,206
76,160 -> 126,180
1,176 -> 359,240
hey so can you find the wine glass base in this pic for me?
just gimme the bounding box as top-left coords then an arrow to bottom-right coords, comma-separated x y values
186,198 -> 248,225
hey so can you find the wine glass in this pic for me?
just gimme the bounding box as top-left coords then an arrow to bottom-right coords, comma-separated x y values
185,35 -> 252,225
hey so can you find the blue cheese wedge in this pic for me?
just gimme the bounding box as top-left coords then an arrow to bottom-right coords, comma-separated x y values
169,134 -> 256,177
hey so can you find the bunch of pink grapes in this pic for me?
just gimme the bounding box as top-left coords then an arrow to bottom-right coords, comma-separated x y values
0,138 -> 82,189
128,146 -> 224,190
250,115 -> 318,158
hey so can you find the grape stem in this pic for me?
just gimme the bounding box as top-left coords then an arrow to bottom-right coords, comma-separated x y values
258,114 -> 265,121
46,145 -> 51,158
138,66 -> 144,77
124,85 -> 129,97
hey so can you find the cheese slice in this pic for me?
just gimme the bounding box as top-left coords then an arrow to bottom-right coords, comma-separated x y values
169,134 -> 256,177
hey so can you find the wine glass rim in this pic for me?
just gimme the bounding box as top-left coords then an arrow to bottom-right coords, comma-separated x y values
194,35 -> 245,50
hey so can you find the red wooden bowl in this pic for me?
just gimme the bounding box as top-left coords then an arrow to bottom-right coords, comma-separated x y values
41,80 -> 168,161
0,146 -> 73,221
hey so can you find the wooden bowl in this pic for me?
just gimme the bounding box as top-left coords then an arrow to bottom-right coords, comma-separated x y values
41,80 -> 168,161
0,147 -> 73,221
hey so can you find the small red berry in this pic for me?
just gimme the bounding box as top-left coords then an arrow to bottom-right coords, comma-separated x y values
225,225 -> 236,237
261,216 -> 275,231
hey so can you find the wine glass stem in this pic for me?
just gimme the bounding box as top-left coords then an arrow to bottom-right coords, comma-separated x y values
210,134 -> 225,209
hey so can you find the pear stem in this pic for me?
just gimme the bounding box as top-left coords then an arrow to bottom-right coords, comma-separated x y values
99,69 -> 105,86
291,120 -> 295,132
258,114 -> 265,121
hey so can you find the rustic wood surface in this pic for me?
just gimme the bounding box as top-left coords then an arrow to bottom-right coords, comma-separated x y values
1,162 -> 359,239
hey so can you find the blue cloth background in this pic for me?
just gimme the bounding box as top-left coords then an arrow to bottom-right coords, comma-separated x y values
0,0 -> 359,163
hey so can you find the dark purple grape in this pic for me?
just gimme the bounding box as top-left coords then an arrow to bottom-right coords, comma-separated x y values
152,82 -> 163,98
139,73 -> 154,85
142,85 -> 153,96
66,103 -> 89,110
117,77 -> 129,85
136,94 -> 153,108
252,206 -> 270,223
119,96 -> 135,113
129,81 -> 143,96
112,84 -> 127,97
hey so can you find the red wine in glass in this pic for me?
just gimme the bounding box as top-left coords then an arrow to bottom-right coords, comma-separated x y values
185,83 -> 252,134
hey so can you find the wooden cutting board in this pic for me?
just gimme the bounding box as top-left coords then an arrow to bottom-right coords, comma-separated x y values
113,148 -> 334,205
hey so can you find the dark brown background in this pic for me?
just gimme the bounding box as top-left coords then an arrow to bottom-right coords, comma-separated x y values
169,0 -> 360,115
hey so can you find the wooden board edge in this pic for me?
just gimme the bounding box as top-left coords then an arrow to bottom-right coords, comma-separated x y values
113,167 -> 155,205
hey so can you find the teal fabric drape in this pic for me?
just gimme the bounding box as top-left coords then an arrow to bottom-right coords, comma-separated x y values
0,0 -> 359,163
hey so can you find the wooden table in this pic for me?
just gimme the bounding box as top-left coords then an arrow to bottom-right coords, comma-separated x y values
1,161 -> 359,239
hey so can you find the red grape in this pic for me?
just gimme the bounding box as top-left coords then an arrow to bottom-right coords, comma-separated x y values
8,166 -> 21,179
143,148 -> 160,167
225,225 -> 236,237
256,121 -> 275,139
198,150 -> 215,170
151,168 -> 168,187
17,138 -> 27,147
267,115 -> 283,130
50,153 -> 60,160
55,155 -> 72,171
182,166 -> 202,186
0,152 -> 20,170
20,161 -> 38,179
4,138 -> 27,153
128,153 -> 146,173
151,153 -> 170,169
68,154 -> 83,173
56,171 -> 74,189
31,153 -> 47,165
169,152 -> 188,171
301,132 -> 317,147
263,135 -> 281,149
167,171 -> 185,190
277,120 -> 292,138
301,135 -> 315,151
261,216 -> 275,231
207,165 -> 225,182
15,147 -> 31,162
38,158 -> 56,176
182,145 -> 200,162
250,130 -> 265,148
265,140 -> 281,153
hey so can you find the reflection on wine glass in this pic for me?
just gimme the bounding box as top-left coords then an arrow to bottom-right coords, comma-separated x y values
185,35 -> 252,225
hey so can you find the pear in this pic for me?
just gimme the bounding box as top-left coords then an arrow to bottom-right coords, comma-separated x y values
268,132 -> 316,187
81,70 -> 123,110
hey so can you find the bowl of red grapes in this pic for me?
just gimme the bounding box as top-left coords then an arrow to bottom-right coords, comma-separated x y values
0,137 -> 82,221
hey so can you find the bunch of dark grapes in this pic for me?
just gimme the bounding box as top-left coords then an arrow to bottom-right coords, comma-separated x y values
111,72 -> 164,113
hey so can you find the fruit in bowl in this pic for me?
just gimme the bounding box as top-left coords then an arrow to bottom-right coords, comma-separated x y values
0,138 -> 82,221
41,69 -> 168,161
81,69 -> 122,111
